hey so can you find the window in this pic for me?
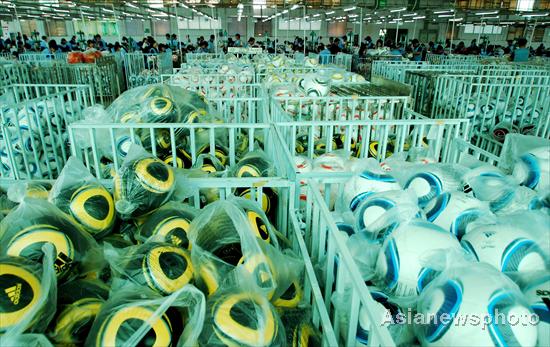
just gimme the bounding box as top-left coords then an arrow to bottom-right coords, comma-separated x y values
20,20 -> 39,37
464,24 -> 502,34
278,19 -> 321,31
125,20 -> 144,37
153,21 -> 171,37
327,21 -> 346,36
255,20 -> 271,37
177,17 -> 221,29
45,21 -> 67,36
516,0 -> 535,11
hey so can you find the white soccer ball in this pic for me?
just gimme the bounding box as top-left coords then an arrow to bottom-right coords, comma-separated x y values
354,190 -> 421,242
415,263 -> 538,347
461,220 -> 549,274
513,146 -> 550,192
303,75 -> 330,98
424,191 -> 490,239
403,166 -> 461,208
343,168 -> 401,212
522,274 -> 550,347
374,219 -> 462,297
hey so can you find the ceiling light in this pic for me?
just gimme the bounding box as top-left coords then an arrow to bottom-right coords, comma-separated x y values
326,10 -> 335,15
291,4 -> 300,10
282,9 -> 288,14
403,13 -> 417,17
313,13 -> 320,17
103,8 -> 114,13
237,3 -> 244,9
125,2 -> 138,9
413,16 -> 426,19
438,14 -> 454,18
390,7 -> 406,12
475,11 -> 498,15
434,9 -> 454,14
449,17 -> 463,22
348,14 -> 358,18
344,6 -> 356,11
522,13 -> 549,17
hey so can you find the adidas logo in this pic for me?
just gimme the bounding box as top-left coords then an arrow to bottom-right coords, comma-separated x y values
5,284 -> 22,305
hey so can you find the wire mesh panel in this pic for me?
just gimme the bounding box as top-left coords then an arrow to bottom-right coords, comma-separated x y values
431,74 -> 550,141
270,88 -> 409,122
124,52 -> 174,88
0,84 -> 95,180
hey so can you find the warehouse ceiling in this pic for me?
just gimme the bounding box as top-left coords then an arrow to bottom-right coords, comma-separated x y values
0,0 -> 548,25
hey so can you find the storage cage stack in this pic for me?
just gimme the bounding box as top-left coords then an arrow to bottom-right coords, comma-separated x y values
431,73 -> 550,158
55,81 -> 339,346
18,55 -> 121,105
269,71 -> 484,345
308,53 -> 353,71
0,83 -> 95,180
124,52 -> 174,89
371,60 -> 427,82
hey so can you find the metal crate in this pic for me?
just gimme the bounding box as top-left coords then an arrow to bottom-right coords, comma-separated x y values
371,61 -> 426,82
270,86 -> 409,122
0,84 -> 95,181
24,56 -> 121,105
185,52 -> 225,63
124,52 -> 174,89
426,54 -> 481,65
18,52 -> 68,63
431,74 -> 550,140
308,53 -> 353,71
0,63 -> 31,88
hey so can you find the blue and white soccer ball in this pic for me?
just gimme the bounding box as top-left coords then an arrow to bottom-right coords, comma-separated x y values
522,274 -> 550,347
461,219 -> 549,274
424,191 -> 490,239
403,166 -> 461,208
415,263 -> 538,347
374,219 -> 462,297
513,147 -> 550,192
343,168 -> 401,212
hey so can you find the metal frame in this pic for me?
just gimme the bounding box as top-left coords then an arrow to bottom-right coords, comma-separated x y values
185,52 -> 225,63
0,84 -> 95,180
124,52 -> 174,89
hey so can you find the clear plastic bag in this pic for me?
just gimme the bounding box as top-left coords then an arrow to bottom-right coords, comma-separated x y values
85,284 -> 205,347
135,201 -> 198,248
199,284 -> 286,347
0,244 -> 56,337
353,189 -> 422,243
512,146 -> 550,192
461,211 -> 549,275
232,149 -> 276,178
113,145 -> 176,219
373,219 -> 462,300
48,279 -> 109,345
415,262 -> 538,347
279,308 -> 323,346
6,182 -> 52,203
0,334 -> 53,347
105,241 -> 195,295
49,157 -> 116,238
0,198 -> 103,281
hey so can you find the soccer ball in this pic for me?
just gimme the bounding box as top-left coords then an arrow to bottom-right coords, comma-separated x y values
522,274 -> 549,347
513,146 -> 550,192
461,219 -> 549,274
424,191 -> 490,239
415,263 -> 538,347
343,165 -> 401,212
302,75 -> 330,98
375,219 -> 462,297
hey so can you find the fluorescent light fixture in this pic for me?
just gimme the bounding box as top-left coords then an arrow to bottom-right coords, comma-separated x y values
404,20 -> 413,23
153,12 -> 168,17
291,4 -> 300,10
413,16 -> 426,19
403,13 -> 417,17
449,17 -> 463,22
313,13 -> 320,17
364,17 -> 372,20
125,2 -> 138,9
390,7 -> 406,12
484,15 -> 499,19
434,9 -> 454,14
475,11 -> 498,15
348,14 -> 358,18
282,9 -> 288,14
522,13 -> 549,17
344,6 -> 356,11
102,8 -> 114,13
326,10 -> 335,15
438,14 -> 454,18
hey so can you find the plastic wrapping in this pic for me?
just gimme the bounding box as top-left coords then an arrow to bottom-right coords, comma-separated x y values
71,105 -> 113,158
520,272 -> 550,347
395,163 -> 466,208
0,245 -> 56,337
373,219 -> 462,300
342,158 -> 401,212
414,262 -> 538,347
423,191 -> 492,240
49,279 -> 109,345
135,201 -> 198,247
200,285 -> 286,347
49,157 -> 115,238
85,284 -> 205,347
498,134 -> 550,172
113,145 -> 176,219
466,173 -> 537,214
0,189 -> 17,218
353,190 -> 422,243
232,149 -> 276,178
279,308 -> 323,346
106,241 -> 195,295
512,146 -> 550,192
0,334 -> 53,347
0,198 -> 103,281
461,211 -> 549,275
6,182 -> 52,203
